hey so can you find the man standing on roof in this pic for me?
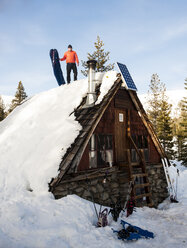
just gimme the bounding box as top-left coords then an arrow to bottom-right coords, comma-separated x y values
60,45 -> 79,84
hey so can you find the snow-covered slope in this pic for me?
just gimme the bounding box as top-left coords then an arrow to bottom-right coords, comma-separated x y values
0,71 -> 117,194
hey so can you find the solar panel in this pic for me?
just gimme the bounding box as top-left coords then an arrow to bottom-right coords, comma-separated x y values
116,62 -> 137,91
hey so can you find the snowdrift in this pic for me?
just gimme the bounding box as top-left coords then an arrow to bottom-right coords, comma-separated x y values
0,164 -> 186,248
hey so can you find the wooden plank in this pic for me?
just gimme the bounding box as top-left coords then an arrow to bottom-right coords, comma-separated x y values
114,98 -> 135,110
118,162 -> 129,167
134,183 -> 150,188
127,149 -> 133,179
134,193 -> 151,199
59,167 -> 118,184
132,173 -> 148,178
131,162 -> 141,167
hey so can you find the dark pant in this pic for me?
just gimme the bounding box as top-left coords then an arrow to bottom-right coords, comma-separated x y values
66,63 -> 77,84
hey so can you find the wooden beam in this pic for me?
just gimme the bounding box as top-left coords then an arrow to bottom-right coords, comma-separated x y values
59,169 -> 117,184
132,173 -> 148,178
134,192 -> 151,199
134,183 -> 149,188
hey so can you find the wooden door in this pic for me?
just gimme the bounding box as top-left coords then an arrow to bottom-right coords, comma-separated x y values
115,109 -> 127,162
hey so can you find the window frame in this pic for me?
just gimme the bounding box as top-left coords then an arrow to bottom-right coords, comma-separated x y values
89,133 -> 114,169
131,135 -> 149,162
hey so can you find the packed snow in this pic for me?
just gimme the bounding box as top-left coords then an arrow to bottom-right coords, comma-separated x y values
0,163 -> 186,248
0,74 -> 186,248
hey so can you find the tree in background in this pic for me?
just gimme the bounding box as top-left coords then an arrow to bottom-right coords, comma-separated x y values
81,36 -> 114,76
157,88 -> 174,158
147,74 -> 165,133
9,81 -> 27,113
173,101 -> 184,160
0,96 -> 6,121
177,79 -> 187,165
147,74 -> 174,158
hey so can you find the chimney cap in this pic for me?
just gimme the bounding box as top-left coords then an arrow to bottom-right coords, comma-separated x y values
87,60 -> 97,69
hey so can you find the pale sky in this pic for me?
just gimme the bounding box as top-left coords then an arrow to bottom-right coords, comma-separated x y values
0,0 -> 187,96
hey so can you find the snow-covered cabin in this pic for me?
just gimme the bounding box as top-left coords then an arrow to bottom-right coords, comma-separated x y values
49,60 -> 168,208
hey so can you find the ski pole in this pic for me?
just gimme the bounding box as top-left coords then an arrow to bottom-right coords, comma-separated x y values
176,169 -> 179,200
99,172 -> 108,214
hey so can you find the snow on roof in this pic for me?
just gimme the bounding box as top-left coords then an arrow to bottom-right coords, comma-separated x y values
0,71 -> 118,195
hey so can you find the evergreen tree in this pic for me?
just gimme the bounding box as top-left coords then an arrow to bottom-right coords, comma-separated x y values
0,96 -> 5,121
147,74 -> 175,158
147,74 -> 165,133
178,79 -> 187,165
81,36 -> 114,76
157,92 -> 174,159
9,81 -> 27,113
173,101 -> 184,160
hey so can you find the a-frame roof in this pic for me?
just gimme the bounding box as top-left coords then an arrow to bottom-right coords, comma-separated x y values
50,75 -> 166,190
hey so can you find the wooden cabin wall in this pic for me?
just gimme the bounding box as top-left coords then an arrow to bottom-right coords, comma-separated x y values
114,88 -> 161,164
52,88 -> 168,208
148,137 -> 161,163
77,145 -> 89,171
77,101 -> 115,171
130,109 -> 161,163
78,88 -> 161,171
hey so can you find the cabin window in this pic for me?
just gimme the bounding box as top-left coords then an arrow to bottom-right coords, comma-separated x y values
119,113 -> 124,122
89,134 -> 97,168
131,135 -> 149,162
89,134 -> 113,168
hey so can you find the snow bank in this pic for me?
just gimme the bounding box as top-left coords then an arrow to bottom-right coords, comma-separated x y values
0,163 -> 186,248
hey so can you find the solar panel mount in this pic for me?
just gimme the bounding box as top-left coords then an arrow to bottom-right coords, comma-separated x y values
116,62 -> 137,91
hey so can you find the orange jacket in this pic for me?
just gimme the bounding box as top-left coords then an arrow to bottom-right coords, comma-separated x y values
60,50 -> 79,64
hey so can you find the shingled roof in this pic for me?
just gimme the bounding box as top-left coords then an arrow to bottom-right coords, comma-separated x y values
50,75 -> 122,189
